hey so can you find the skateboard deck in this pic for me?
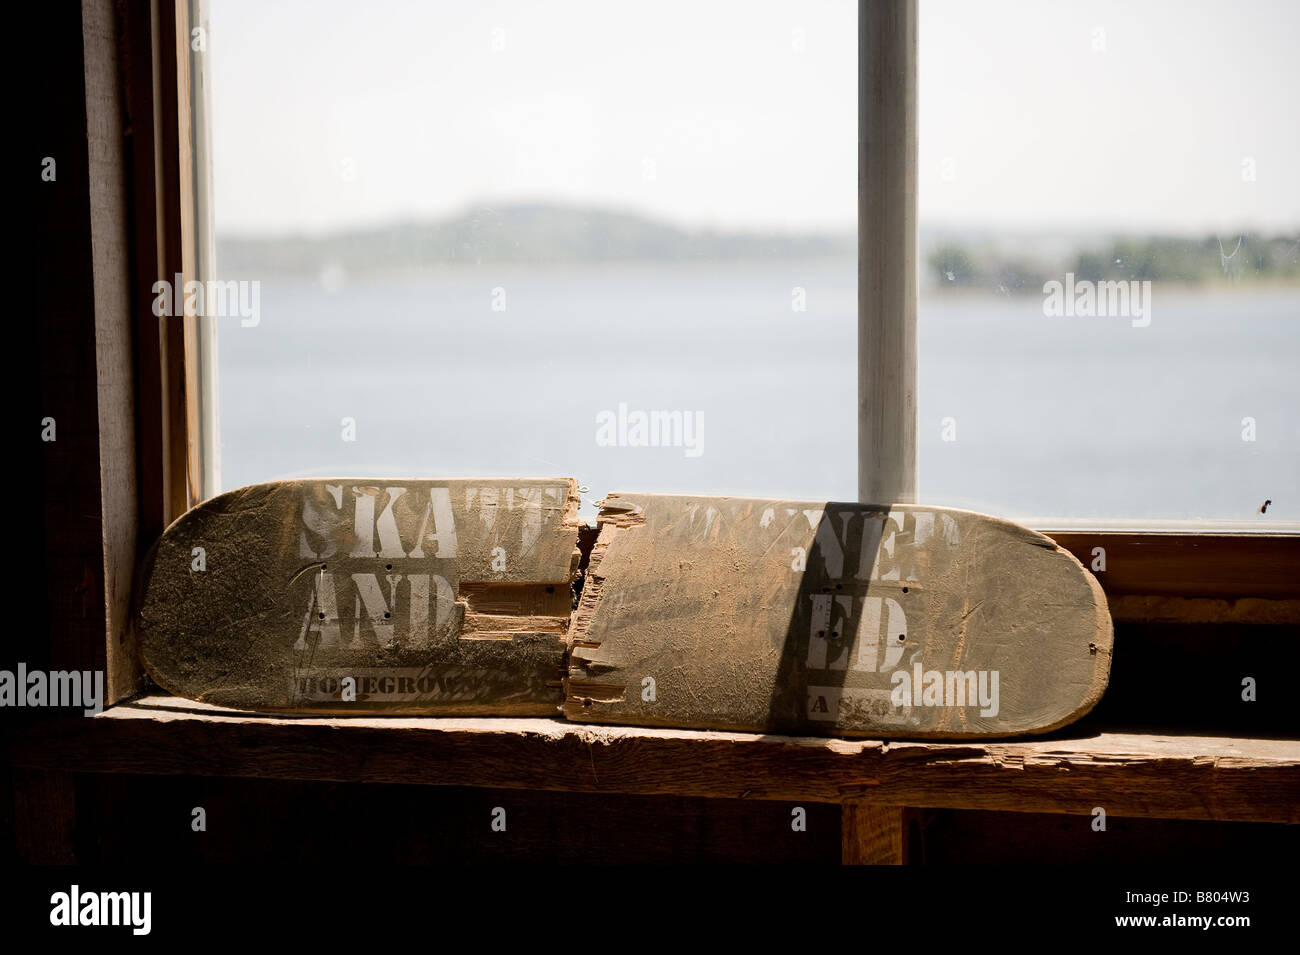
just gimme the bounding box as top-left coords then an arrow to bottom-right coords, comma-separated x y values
136,479 -> 1112,738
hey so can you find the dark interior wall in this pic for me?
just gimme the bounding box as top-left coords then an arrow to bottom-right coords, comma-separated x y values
15,774 -> 1298,865
29,0 -> 98,690
50,776 -> 843,865
1074,622 -> 1297,736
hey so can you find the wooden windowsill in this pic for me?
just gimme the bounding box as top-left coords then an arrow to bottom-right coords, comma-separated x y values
1044,531 -> 1298,600
7,694 -> 1296,825
1043,531 -> 1299,623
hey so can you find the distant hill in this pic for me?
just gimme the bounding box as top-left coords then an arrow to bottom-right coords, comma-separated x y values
926,232 -> 1300,292
216,203 -> 855,275
216,204 -> 1299,290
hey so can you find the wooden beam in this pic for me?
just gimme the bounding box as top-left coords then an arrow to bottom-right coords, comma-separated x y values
8,696 -> 1297,824
858,0 -> 918,506
1045,532 -> 1300,624
31,0 -> 144,704
1045,532 -> 1300,601
121,0 -> 170,543
842,802 -> 916,864
83,0 -> 143,706
122,0 -> 199,543
156,0 -> 200,518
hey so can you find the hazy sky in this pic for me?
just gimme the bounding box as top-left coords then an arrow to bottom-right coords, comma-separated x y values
210,0 -> 1300,236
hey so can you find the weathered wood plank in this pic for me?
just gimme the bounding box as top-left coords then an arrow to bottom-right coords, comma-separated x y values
7,697 -> 1297,822
842,803 -> 915,864
137,479 -> 582,713
32,0 -> 143,706
567,494 -> 1112,737
1043,533 -> 1300,624
1046,533 -> 1300,602
83,0 -> 143,705
1103,595 -> 1299,626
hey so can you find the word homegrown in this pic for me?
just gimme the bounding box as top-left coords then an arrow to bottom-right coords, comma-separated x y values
595,403 -> 704,457
1042,272 -> 1152,327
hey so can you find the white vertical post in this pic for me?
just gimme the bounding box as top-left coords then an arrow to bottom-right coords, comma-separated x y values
858,0 -> 918,506
850,0 -> 920,866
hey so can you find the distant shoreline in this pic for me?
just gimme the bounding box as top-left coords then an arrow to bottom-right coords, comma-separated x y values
923,280 -> 1300,297
215,202 -> 1299,290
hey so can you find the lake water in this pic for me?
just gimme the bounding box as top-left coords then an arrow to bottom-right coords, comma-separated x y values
214,259 -> 1299,525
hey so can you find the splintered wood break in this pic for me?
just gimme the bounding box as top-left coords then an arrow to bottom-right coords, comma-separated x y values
562,496 -> 641,716
137,479 -> 1113,738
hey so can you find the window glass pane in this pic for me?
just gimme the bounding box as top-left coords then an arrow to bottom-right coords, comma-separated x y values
209,0 -> 857,519
918,0 -> 1299,524
209,0 -> 1298,526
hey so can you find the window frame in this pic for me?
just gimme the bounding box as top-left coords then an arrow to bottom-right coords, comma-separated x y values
17,0 -> 1299,870
68,0 -> 1300,713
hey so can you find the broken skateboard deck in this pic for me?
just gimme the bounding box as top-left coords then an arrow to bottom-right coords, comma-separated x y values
136,479 -> 1112,738
137,479 -> 582,715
